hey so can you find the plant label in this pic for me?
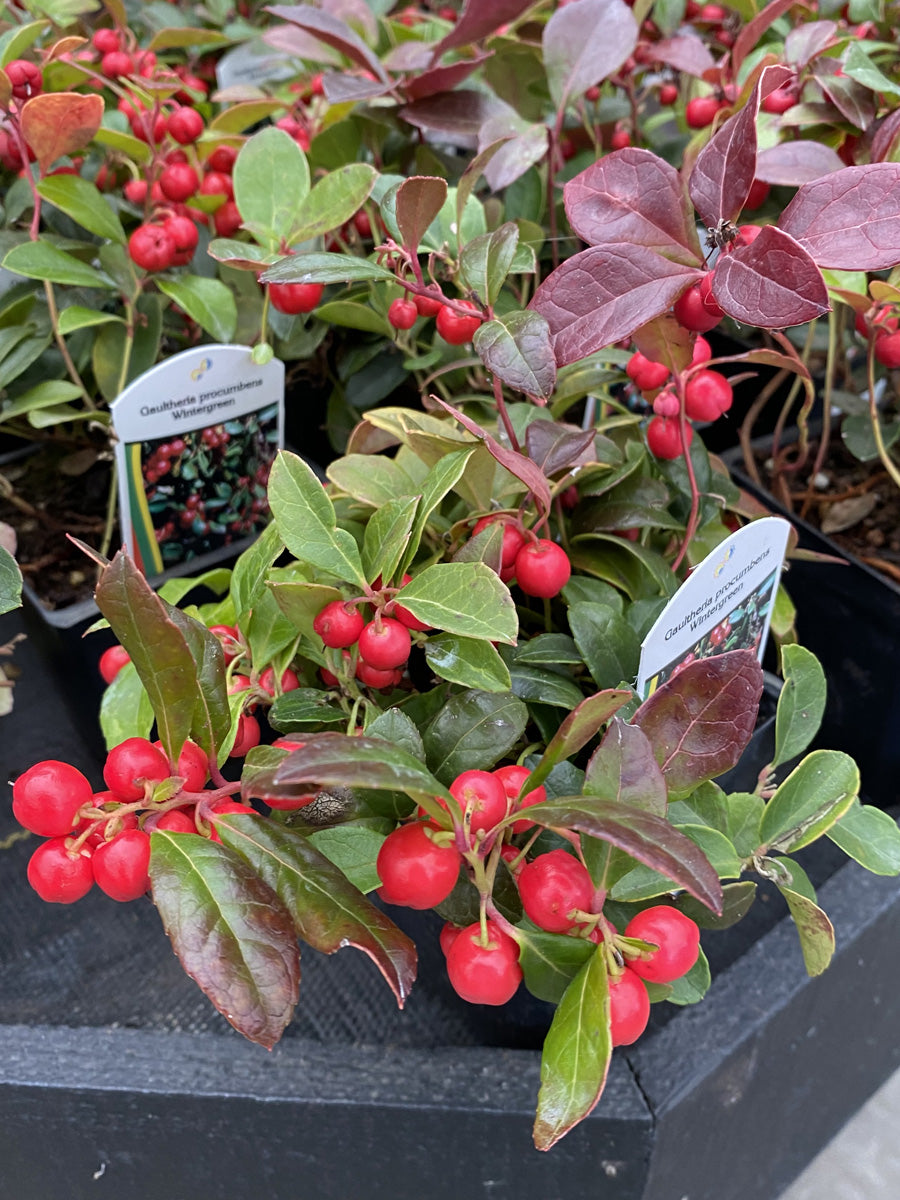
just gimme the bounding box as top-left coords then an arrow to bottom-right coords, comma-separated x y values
110,344 -> 284,576
636,516 -> 791,697
216,40 -> 298,90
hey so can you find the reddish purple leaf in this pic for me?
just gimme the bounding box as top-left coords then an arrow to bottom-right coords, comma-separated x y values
650,34 -> 715,79
529,244 -> 703,366
383,41 -> 431,71
527,690 -> 634,793
543,0 -> 637,112
431,396 -> 553,517
871,109 -> 900,164
322,73 -> 391,103
755,140 -> 843,186
400,89 -> 503,143
481,121 -> 548,190
633,312 -> 693,374
779,164 -> 900,270
525,419 -> 596,477
429,0 -> 535,58
689,64 -> 792,227
783,19 -> 838,69
564,147 -> 702,264
266,5 -> 388,80
472,311 -> 558,402
732,0 -> 798,78
632,649 -> 764,799
395,176 -> 448,254
711,226 -> 830,328
405,51 -> 492,101
813,60 -> 875,129
584,718 -> 667,815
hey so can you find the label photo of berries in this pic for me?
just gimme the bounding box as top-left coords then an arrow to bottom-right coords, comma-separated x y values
110,345 -> 284,574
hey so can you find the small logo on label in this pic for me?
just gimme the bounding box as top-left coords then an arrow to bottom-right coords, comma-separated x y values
190,357 -> 212,382
713,544 -> 735,578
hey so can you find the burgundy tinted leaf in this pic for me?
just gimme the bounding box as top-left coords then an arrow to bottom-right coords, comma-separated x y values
632,649 -> 764,799
94,550 -> 198,763
755,141 -> 843,186
779,164 -> 900,270
405,51 -> 492,101
400,89 -> 503,142
472,311 -> 557,401
871,109 -> 900,164
458,136 -> 514,223
732,0 -> 797,78
564,147 -> 702,264
633,312 -> 693,374
321,73 -> 391,103
429,0 -> 535,58
650,34 -> 715,79
431,395 -> 553,516
689,64 -> 792,227
395,176 -> 448,255
529,244 -> 703,366
383,42 -> 432,71
165,605 -> 230,760
261,23 -> 341,64
543,0 -> 638,112
584,718 -> 667,815
712,226 -> 830,328
525,419 -> 596,477
812,60 -> 875,129
514,797 -> 723,913
481,122 -> 548,190
266,5 -> 388,80
272,732 -> 450,804
783,19 -> 838,69
528,690 -> 634,793
705,346 -> 814,411
150,831 -> 300,1049
215,813 -> 417,1007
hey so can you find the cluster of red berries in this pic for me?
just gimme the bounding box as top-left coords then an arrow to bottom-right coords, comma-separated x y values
141,436 -> 187,487
468,515 -> 572,598
857,304 -> 900,368
313,579 -> 426,690
11,738 -> 261,906
386,289 -> 483,345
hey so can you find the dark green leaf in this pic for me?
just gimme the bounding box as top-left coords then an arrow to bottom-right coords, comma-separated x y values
773,644 -> 826,768
677,880 -> 757,930
362,495 -> 419,585
517,925 -> 595,1003
165,605 -> 230,761
459,222 -> 519,307
36,174 -> 125,243
827,799 -> 900,875
568,602 -> 641,690
473,309 -> 557,401
505,656 -> 585,709
423,689 -> 529,785
425,633 -> 512,693
149,830 -> 300,1049
307,824 -> 387,893
527,690 -> 633,793
609,824 -> 740,902
269,688 -> 347,730
260,251 -> 395,285
366,708 -> 425,760
777,882 -> 835,976
665,945 -> 710,1006
513,633 -> 581,665
98,660 -> 153,749
157,276 -> 237,342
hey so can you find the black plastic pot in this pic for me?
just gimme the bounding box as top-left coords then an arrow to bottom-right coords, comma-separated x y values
2,603 -> 900,1200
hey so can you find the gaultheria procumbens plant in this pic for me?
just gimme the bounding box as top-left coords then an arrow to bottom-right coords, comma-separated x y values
16,423 -> 900,1148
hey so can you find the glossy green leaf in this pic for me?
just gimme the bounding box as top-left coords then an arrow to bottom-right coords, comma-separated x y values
233,126 -> 310,246
93,125 -> 152,162
327,453 -> 416,508
459,221 -> 519,307
244,588 -> 300,669
230,519 -> 285,621
99,660 -> 154,750
401,447 -> 475,578
149,830 -> 300,1048
268,578 -> 341,644
504,655 -> 585,709
609,824 -> 741,902
777,882 -> 835,976
3,239 -> 114,289
362,495 -> 419,586
568,602 -> 640,691
157,276 -> 237,343
569,533 -> 677,600
0,545 -> 21,615
517,925 -> 595,1004
827,799 -> 900,875
0,20 -> 50,66
473,309 -> 557,401
425,633 -> 511,693
773,644 -> 826,768
260,251 -> 395,286
723,791 -> 765,858
313,300 -> 390,336
36,174 -> 126,243
56,306 -> 125,335
528,690 -> 633,793
677,880 -> 757,931
163,604 -> 230,760
513,634 -> 581,666
92,293 -> 162,402
423,689 -> 529,785
533,950 -> 611,1151
307,824 -> 387,893
290,163 -> 377,243
395,562 -> 518,644
215,813 -> 416,1005
584,718 -> 667,814
269,450 -> 367,589
666,945 -> 711,1006
759,750 -> 859,853
268,688 -> 347,731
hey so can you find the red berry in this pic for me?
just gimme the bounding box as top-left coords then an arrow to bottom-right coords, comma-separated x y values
743,178 -> 770,210
761,86 -> 796,115
207,144 -> 238,173
104,738 -> 170,801
440,922 -> 462,956
874,329 -> 900,368
92,828 -> 152,902
685,95 -> 722,129
356,660 -> 402,689
357,617 -> 411,670
445,920 -> 522,1005
159,162 -> 199,202
259,666 -> 300,696
99,644 -> 131,684
626,351 -> 670,391
353,209 -> 372,238
124,178 -> 148,204
101,50 -> 134,78
166,106 -> 204,144
156,808 -> 196,833
13,760 -> 94,837
610,128 -> 631,150
213,200 -> 243,237
313,600 -> 365,648
389,573 -> 431,631
449,769 -> 509,836
647,415 -> 692,459
163,214 -> 199,264
92,29 -> 121,54
673,280 -> 722,333
624,905 -> 701,983
684,369 -> 733,421
513,539 -> 571,598
199,171 -> 233,199
388,298 -> 418,330
653,390 -> 680,419
494,764 -> 547,833
376,821 -> 462,908
415,289 -> 445,317
27,838 -> 94,904
6,60 -> 42,100
175,739 -> 208,791
517,849 -> 594,933
609,967 -> 651,1046
230,713 -> 261,757
659,82 -> 678,105
471,515 -> 526,572
128,223 -> 175,272
268,282 -> 324,314
692,335 -> 712,364
436,300 -> 482,345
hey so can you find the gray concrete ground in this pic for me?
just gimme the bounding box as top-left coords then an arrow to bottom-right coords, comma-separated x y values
780,1065 -> 900,1199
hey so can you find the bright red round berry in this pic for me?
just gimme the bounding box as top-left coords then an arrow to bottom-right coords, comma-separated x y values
92,828 -> 152,902
659,82 -> 678,105
685,95 -> 722,129
415,289 -> 445,317
103,738 -> 170,801
92,29 -> 121,55
128,223 -> 175,272
761,85 -> 796,115
494,764 -> 548,833
388,298 -> 418,330
517,849 -> 594,933
175,739 -> 208,791
435,300 -> 482,345
356,660 -> 403,689
267,282 -> 324,314
99,644 -> 131,684
166,106 -> 205,144
259,666 -> 300,696
684,369 -> 733,422
314,600 -> 365,648
213,200 -> 242,237
609,966 -> 651,1046
513,539 -> 571,598
101,50 -> 134,78
27,838 -> 94,904
445,920 -> 523,1005
159,162 -> 199,202
207,144 -> 237,173
357,617 -> 411,670
209,799 -> 255,842
376,821 -> 462,909
874,329 -> 900,368
624,905 -> 701,983
6,60 -> 42,100
13,760 -> 94,837
230,713 -> 261,757
449,769 -> 509,836
743,178 -> 770,210
155,808 -> 196,833
626,351 -> 670,391
646,416 -> 692,459
673,280 -> 722,333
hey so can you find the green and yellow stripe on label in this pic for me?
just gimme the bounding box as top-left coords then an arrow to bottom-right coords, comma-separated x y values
125,442 -> 163,575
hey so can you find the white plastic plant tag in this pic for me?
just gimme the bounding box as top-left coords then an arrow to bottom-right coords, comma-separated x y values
636,516 -> 792,698
216,40 -> 298,90
110,344 -> 284,576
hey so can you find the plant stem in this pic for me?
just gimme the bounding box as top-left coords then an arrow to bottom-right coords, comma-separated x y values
493,375 -> 520,452
866,340 -> 900,491
98,459 -> 118,561
671,372 -> 700,574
